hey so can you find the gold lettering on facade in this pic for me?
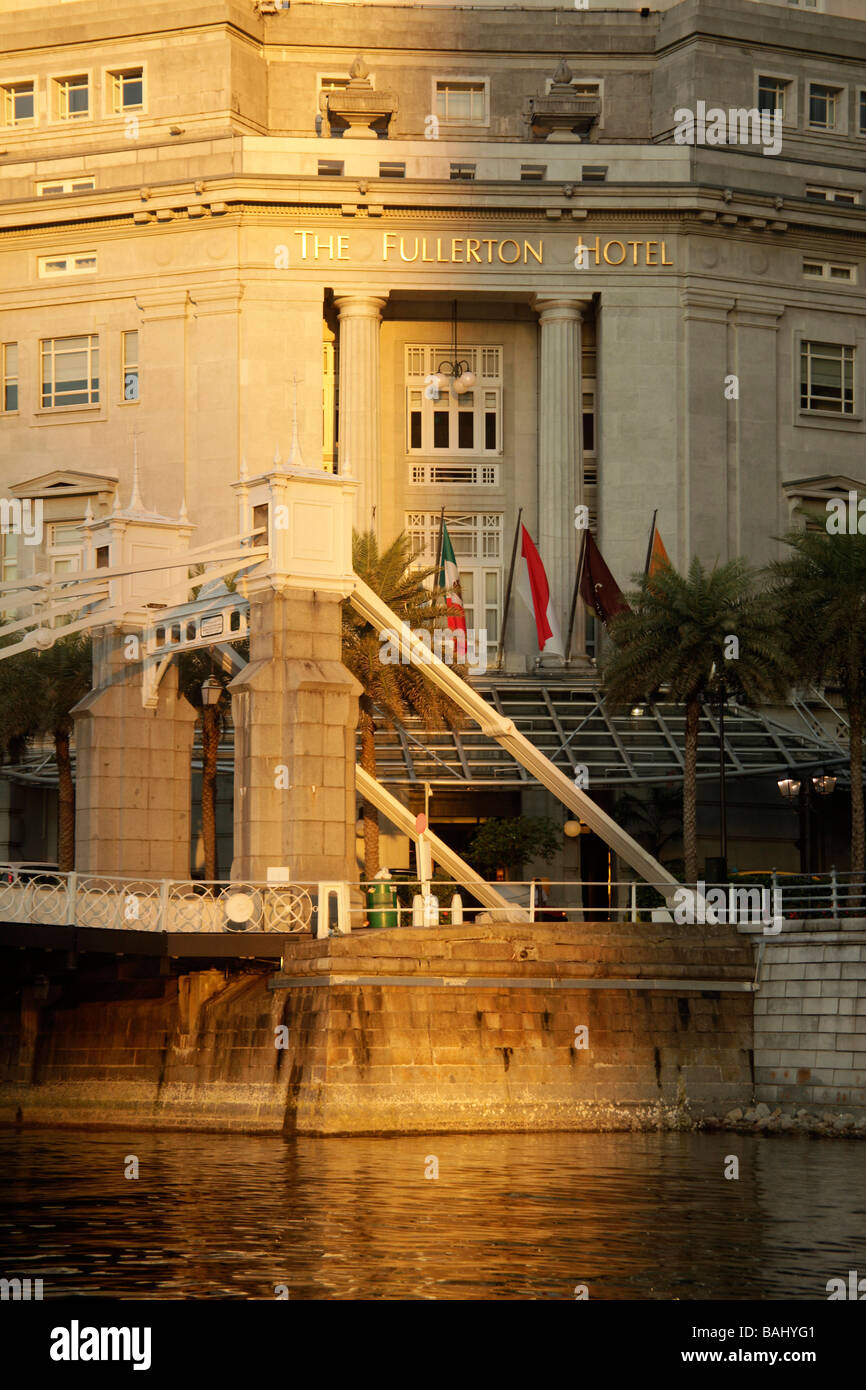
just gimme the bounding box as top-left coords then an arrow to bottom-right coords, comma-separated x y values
467,239 -> 482,262
452,238 -> 464,262
294,230 -> 668,266
574,235 -> 674,268
645,240 -> 658,265
603,240 -> 626,265
524,240 -> 543,264
498,239 -> 521,264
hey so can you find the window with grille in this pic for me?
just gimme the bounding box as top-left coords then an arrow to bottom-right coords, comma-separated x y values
37,178 -> 95,195
406,344 -> 501,464
2,82 -> 35,126
41,335 -> 99,408
38,252 -> 97,277
808,83 -> 842,131
122,331 -> 139,401
435,80 -> 488,125
2,344 -> 18,412
108,67 -> 143,114
406,511 -> 502,658
758,76 -> 789,120
800,341 -> 854,415
54,75 -> 89,120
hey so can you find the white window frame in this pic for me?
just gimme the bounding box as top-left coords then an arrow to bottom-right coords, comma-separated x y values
799,340 -> 855,417
405,510 -> 503,660
47,522 -> 84,579
2,342 -> 19,414
40,334 -> 100,410
37,251 -> 98,278
432,77 -> 490,128
50,71 -> 91,122
406,344 -> 502,462
105,64 -> 145,116
317,72 -> 376,113
802,259 -> 856,283
805,185 -> 860,205
36,177 -> 96,195
807,81 -> 847,134
755,72 -> 797,128
1,79 -> 37,128
121,330 -> 139,402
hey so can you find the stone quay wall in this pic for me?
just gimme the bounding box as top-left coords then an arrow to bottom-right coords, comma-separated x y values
744,921 -> 866,1111
0,920 -> 754,1135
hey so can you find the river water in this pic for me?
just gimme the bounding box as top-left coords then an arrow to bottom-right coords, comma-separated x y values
0,1128 -> 863,1300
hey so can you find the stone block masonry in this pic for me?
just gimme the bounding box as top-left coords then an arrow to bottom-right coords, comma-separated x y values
747,924 -> 866,1111
0,920 -> 754,1135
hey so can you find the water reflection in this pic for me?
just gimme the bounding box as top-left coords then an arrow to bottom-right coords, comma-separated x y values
0,1130 -> 863,1299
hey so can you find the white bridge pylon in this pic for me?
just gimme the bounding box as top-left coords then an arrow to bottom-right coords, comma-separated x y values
349,577 -> 680,906
0,523 -> 679,906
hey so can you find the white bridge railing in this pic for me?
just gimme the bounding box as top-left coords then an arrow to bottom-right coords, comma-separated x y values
0,868 -> 313,934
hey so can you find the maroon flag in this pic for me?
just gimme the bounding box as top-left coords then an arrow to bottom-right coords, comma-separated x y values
578,531 -> 629,625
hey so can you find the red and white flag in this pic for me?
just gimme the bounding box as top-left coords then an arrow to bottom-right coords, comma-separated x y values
516,524 -> 564,657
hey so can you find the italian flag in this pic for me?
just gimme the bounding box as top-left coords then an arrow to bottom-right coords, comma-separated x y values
438,522 -> 468,642
516,524 -> 564,657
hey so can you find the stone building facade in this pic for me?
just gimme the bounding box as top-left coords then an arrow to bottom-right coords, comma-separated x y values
0,0 -> 864,871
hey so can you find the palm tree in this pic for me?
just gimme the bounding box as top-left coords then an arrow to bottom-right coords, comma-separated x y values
342,530 -> 463,879
0,632 -> 92,871
770,529 -> 866,875
602,557 -> 791,884
612,783 -> 682,868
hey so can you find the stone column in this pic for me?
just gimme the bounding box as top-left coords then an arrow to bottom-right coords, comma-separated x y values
533,297 -> 590,656
72,627 -> 197,878
334,294 -> 387,532
229,589 -> 361,884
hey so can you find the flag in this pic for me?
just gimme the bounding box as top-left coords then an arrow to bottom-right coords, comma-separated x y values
516,524 -> 564,657
645,510 -> 671,581
437,522 -> 468,643
578,530 -> 629,625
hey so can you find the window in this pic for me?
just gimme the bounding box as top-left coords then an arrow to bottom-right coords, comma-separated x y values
318,159 -> 343,176
37,178 -> 96,195
786,0 -> 818,7
450,163 -> 476,181
406,345 -> 502,462
802,259 -> 855,282
806,186 -> 859,204
1,533 -> 19,615
48,522 -> 83,578
582,166 -> 607,183
406,511 -> 502,659
435,80 -> 488,125
38,252 -> 97,277
800,341 -> 854,415
41,335 -> 99,408
2,81 -> 35,127
2,344 -> 18,412
520,164 -> 546,182
122,331 -> 139,401
108,67 -> 143,114
379,161 -> 405,178
758,76 -> 789,120
860,91 -> 866,136
54,75 -> 89,120
808,83 -> 843,130
318,76 -> 350,109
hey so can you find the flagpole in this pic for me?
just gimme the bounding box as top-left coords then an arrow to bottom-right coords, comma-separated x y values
644,509 -> 658,579
435,506 -> 446,586
496,506 -> 523,670
565,527 -> 588,665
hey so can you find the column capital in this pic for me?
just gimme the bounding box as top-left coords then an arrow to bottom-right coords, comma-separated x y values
333,293 -> 389,321
532,295 -> 592,324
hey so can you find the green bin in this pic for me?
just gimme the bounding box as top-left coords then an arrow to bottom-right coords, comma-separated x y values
366,881 -> 398,929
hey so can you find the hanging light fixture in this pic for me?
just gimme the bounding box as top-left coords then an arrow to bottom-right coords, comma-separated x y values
812,771 -> 837,796
777,776 -> 801,801
435,301 -> 476,396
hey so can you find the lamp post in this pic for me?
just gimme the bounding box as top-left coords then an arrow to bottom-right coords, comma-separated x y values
777,771 -> 837,873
